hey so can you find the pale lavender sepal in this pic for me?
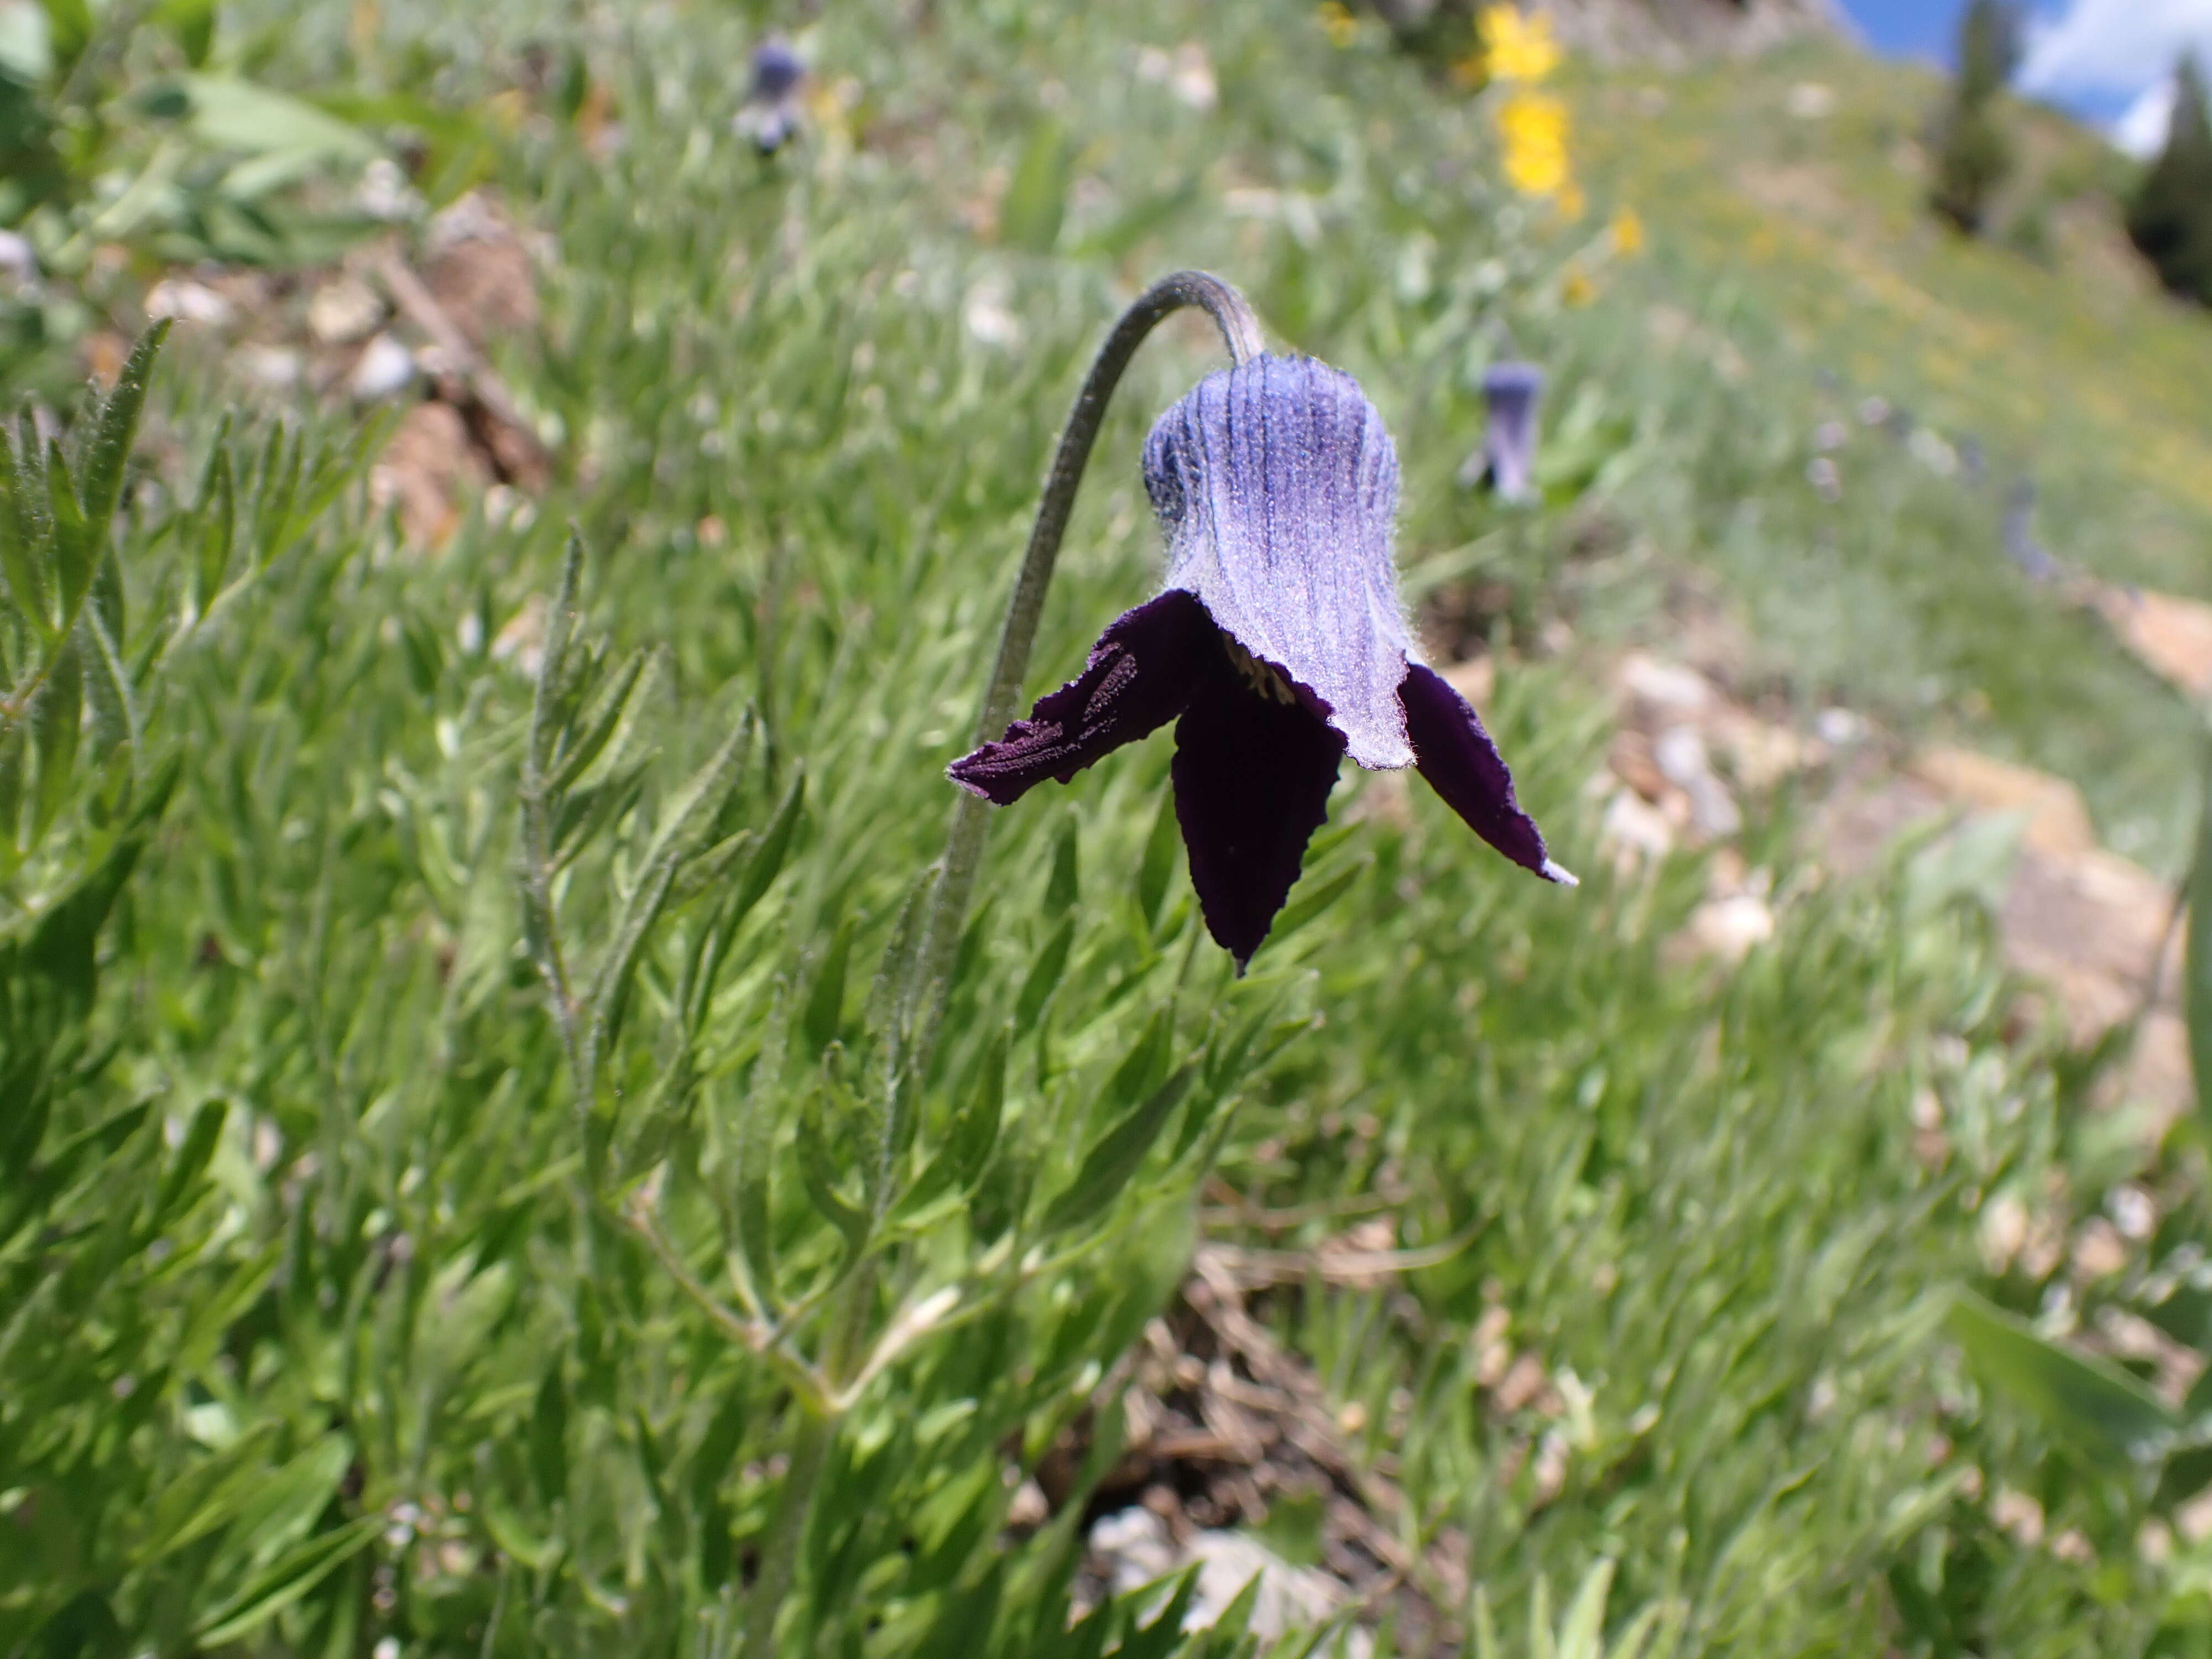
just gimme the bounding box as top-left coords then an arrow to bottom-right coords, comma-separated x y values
1142,354 -> 1418,770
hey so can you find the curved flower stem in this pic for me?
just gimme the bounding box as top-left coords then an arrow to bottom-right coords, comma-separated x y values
909,272 -> 1263,1053
737,275 -> 1261,1659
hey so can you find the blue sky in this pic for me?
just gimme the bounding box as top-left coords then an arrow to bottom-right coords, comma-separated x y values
1837,0 -> 2212,144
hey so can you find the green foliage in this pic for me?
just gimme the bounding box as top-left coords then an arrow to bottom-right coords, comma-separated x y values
2128,55 -> 2212,307
1930,1 -> 2020,235
0,1 -> 2194,1655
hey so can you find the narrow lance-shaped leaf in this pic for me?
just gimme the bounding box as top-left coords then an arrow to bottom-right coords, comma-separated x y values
2189,733 -> 2211,1137
1136,789 -> 1179,933
80,321 -> 171,529
196,440 -> 236,606
1949,1289 -> 2177,1467
1040,1063 -> 1197,1237
45,438 -> 93,625
587,711 -> 755,1060
548,644 -> 658,794
728,980 -> 790,1316
687,769 -> 806,1029
153,1097 -> 230,1229
29,635 -> 81,839
800,912 -> 855,1057
865,870 -> 937,1201
1013,915 -> 1074,1033
947,1029 -> 1006,1191
797,1062 -> 871,1261
0,425 -> 51,637
190,1515 -> 382,1646
1044,815 -> 1079,916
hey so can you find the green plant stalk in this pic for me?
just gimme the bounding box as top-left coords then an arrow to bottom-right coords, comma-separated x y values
906,271 -> 1262,1061
738,274 -> 1262,1659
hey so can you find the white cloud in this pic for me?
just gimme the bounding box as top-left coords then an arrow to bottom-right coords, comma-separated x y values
2017,0 -> 2212,105
2112,77 -> 2177,156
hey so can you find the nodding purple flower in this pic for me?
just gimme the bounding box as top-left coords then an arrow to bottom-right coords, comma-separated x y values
739,39 -> 807,154
949,353 -> 1572,970
1473,362 -> 1545,504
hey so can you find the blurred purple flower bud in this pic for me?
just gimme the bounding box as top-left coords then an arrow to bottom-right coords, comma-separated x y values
739,39 -> 806,154
950,354 -> 1570,969
750,40 -> 805,103
1478,362 -> 1544,504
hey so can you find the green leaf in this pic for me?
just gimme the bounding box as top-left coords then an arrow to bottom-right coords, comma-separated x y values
588,712 -> 755,1056
38,0 -> 90,72
80,323 -> 170,533
155,0 -> 218,67
205,1433 -> 354,1582
28,634 -> 80,838
549,645 -> 657,794
195,441 -> 236,606
1045,815 -> 1079,916
137,1423 -> 285,1564
797,1069 -> 870,1260
1013,915 -> 1074,1033
2189,734 -> 2211,1136
152,1097 -> 229,1229
1000,116 -> 1072,254
1270,859 -> 1365,947
192,1515 -> 381,1645
730,982 -> 791,1313
29,1590 -> 124,1659
947,1030 -> 1007,1191
1136,791 -> 1179,932
1948,1289 -> 2177,1466
44,439 -> 92,626
801,913 -> 855,1057
529,1363 -> 568,1505
687,771 -> 806,1030
1040,1064 -> 1196,1237
0,425 -> 52,637
181,76 -> 380,163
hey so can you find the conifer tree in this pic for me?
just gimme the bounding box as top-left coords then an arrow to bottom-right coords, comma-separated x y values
2127,54 -> 2212,307
1930,0 -> 2021,235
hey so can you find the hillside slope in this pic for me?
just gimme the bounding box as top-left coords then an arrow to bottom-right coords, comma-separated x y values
1558,35 -> 2212,866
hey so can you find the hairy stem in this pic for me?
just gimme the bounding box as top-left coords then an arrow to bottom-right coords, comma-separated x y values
907,272 -> 1262,1055
739,275 -> 1262,1658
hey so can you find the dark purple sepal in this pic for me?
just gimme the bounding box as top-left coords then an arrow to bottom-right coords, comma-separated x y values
1400,662 -> 1573,885
1171,659 -> 1347,971
948,590 -> 1217,806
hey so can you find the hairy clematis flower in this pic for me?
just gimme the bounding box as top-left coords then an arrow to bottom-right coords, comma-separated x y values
738,39 -> 807,153
1475,361 -> 1544,504
950,353 -> 1571,969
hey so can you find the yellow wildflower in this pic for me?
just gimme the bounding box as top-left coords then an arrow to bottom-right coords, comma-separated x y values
1498,90 -> 1571,199
1562,267 -> 1595,307
1611,206 -> 1645,254
1480,5 -> 1561,83
1318,1 -> 1359,48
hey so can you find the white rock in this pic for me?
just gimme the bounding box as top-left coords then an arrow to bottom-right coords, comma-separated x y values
1679,893 -> 1774,962
1653,726 -> 1743,838
309,275 -> 385,346
1617,652 -> 1714,716
1599,787 -> 1676,869
145,279 -> 235,327
963,278 -> 1022,349
349,333 -> 418,401
236,345 -> 304,388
